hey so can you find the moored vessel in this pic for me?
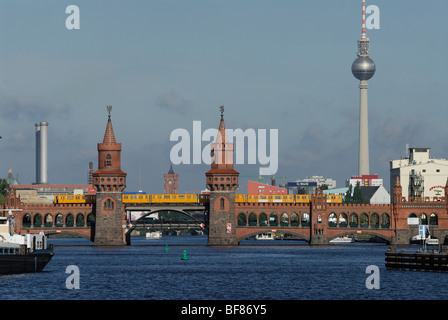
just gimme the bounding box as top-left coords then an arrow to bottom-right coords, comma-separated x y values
0,215 -> 54,275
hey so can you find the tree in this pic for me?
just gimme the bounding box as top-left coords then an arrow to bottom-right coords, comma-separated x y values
353,181 -> 363,203
344,184 -> 353,203
0,178 -> 9,205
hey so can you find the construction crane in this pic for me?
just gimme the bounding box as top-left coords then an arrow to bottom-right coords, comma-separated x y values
269,176 -> 287,186
240,175 -> 265,183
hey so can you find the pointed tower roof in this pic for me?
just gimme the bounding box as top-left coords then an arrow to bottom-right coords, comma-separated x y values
215,105 -> 229,145
103,106 -> 117,144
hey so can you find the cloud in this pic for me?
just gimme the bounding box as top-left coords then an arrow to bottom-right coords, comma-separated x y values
155,92 -> 192,115
0,93 -> 71,121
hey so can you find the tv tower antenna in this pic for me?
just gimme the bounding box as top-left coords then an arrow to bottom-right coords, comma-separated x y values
351,0 -> 376,176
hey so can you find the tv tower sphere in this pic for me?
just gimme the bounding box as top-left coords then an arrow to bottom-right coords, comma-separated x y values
352,56 -> 375,81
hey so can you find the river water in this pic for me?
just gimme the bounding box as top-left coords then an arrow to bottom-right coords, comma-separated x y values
1,235 -> 446,302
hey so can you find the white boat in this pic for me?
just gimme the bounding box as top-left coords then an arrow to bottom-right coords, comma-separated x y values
330,236 -> 354,243
0,215 -> 54,274
146,231 -> 162,239
255,233 -> 275,240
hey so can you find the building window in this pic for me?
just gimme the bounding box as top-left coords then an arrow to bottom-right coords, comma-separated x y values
104,198 -> 114,211
220,198 -> 225,210
436,169 -> 440,173
105,154 -> 112,166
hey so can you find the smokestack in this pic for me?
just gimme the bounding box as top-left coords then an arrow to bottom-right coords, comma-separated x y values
35,122 -> 49,184
35,123 -> 41,184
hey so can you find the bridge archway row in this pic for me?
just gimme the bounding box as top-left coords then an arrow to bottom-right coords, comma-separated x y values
408,212 -> 439,225
20,212 -> 95,228
237,211 -> 392,229
326,230 -> 393,244
326,212 -> 391,229
131,208 -> 204,224
237,212 -> 311,228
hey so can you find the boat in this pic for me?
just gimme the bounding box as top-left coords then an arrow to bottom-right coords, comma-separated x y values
330,236 -> 354,243
146,231 -> 162,239
0,216 -> 54,275
255,233 -> 275,240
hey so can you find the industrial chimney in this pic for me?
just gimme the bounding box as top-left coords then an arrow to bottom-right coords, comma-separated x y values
35,122 -> 49,184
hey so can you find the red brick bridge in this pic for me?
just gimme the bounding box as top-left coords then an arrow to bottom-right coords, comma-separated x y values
3,180 -> 448,245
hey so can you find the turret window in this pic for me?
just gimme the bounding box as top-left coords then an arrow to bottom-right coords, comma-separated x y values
104,198 -> 115,211
105,154 -> 112,166
220,198 -> 225,210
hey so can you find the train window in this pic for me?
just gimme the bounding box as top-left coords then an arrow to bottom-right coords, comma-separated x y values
179,195 -> 185,199
164,196 -> 170,199
131,196 -> 137,199
68,196 -> 73,200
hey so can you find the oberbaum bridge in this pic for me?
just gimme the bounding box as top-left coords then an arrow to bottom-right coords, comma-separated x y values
2,108 -> 448,247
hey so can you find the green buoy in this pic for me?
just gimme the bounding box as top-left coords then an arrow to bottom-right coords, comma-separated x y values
181,249 -> 188,260
164,244 -> 168,252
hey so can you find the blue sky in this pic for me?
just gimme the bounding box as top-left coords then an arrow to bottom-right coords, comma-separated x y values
0,0 -> 447,194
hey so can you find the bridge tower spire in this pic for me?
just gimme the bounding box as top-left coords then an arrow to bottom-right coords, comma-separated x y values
205,106 -> 239,245
92,106 -> 127,245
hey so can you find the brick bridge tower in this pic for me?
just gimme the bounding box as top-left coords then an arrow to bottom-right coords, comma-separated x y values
206,106 -> 239,245
164,164 -> 179,194
310,188 -> 329,245
92,106 -> 127,245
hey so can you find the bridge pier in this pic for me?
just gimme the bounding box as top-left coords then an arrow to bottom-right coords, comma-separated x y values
310,235 -> 329,245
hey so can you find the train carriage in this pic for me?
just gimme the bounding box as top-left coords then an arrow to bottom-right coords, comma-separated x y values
151,194 -> 198,203
54,194 -> 96,204
122,194 -> 150,204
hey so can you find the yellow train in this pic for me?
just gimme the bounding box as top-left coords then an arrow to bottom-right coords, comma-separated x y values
54,194 -> 96,204
150,194 -> 198,203
122,194 -> 150,203
236,193 -> 342,204
55,192 -> 342,205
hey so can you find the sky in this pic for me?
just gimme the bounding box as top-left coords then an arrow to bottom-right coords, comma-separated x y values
0,0 -> 447,195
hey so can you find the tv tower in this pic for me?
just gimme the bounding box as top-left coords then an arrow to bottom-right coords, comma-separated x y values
352,0 -> 376,176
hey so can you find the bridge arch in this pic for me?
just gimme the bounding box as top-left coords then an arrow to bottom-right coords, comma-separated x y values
236,230 -> 310,243
327,231 -> 391,244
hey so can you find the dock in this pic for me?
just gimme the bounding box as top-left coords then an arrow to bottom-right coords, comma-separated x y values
385,246 -> 448,272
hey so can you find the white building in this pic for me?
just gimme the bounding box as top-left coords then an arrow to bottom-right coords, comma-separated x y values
390,147 -> 448,200
297,176 -> 337,189
346,175 -> 383,187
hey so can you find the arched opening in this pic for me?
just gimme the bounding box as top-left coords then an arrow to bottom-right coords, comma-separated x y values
421,213 -> 428,225
248,213 -> 257,226
22,214 -> 31,227
429,213 -> 438,225
76,213 -> 85,227
360,213 -> 369,228
55,214 -> 64,227
381,213 -> 390,228
259,213 -> 268,226
87,213 -> 95,227
238,213 -> 247,226
349,213 -> 358,227
339,213 -> 348,227
301,213 -> 310,227
280,213 -> 289,227
33,214 -> 42,227
66,214 -> 74,227
291,213 -> 299,226
269,213 -> 278,226
371,213 -> 379,228
44,214 -> 53,227
328,213 -> 337,227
